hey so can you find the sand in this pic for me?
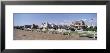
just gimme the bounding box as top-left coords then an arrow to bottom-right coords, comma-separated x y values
13,29 -> 96,40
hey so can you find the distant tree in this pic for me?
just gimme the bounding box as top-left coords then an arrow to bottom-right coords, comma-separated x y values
58,25 -> 63,29
69,27 -> 75,31
47,23 -> 52,29
93,26 -> 97,32
32,24 -> 39,29
87,26 -> 93,31
53,25 -> 58,30
86,26 -> 97,31
83,25 -> 88,31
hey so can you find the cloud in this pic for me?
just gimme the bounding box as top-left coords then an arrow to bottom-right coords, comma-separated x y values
81,19 -> 87,21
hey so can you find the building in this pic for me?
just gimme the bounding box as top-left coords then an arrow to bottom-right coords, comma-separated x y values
40,20 -> 86,31
71,20 -> 86,30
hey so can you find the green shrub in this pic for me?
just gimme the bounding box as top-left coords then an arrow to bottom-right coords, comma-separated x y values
63,32 -> 70,35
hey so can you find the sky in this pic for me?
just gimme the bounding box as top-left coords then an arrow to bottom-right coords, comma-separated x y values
13,13 -> 97,26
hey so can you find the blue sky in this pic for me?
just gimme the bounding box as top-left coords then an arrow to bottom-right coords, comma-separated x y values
13,13 -> 97,26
